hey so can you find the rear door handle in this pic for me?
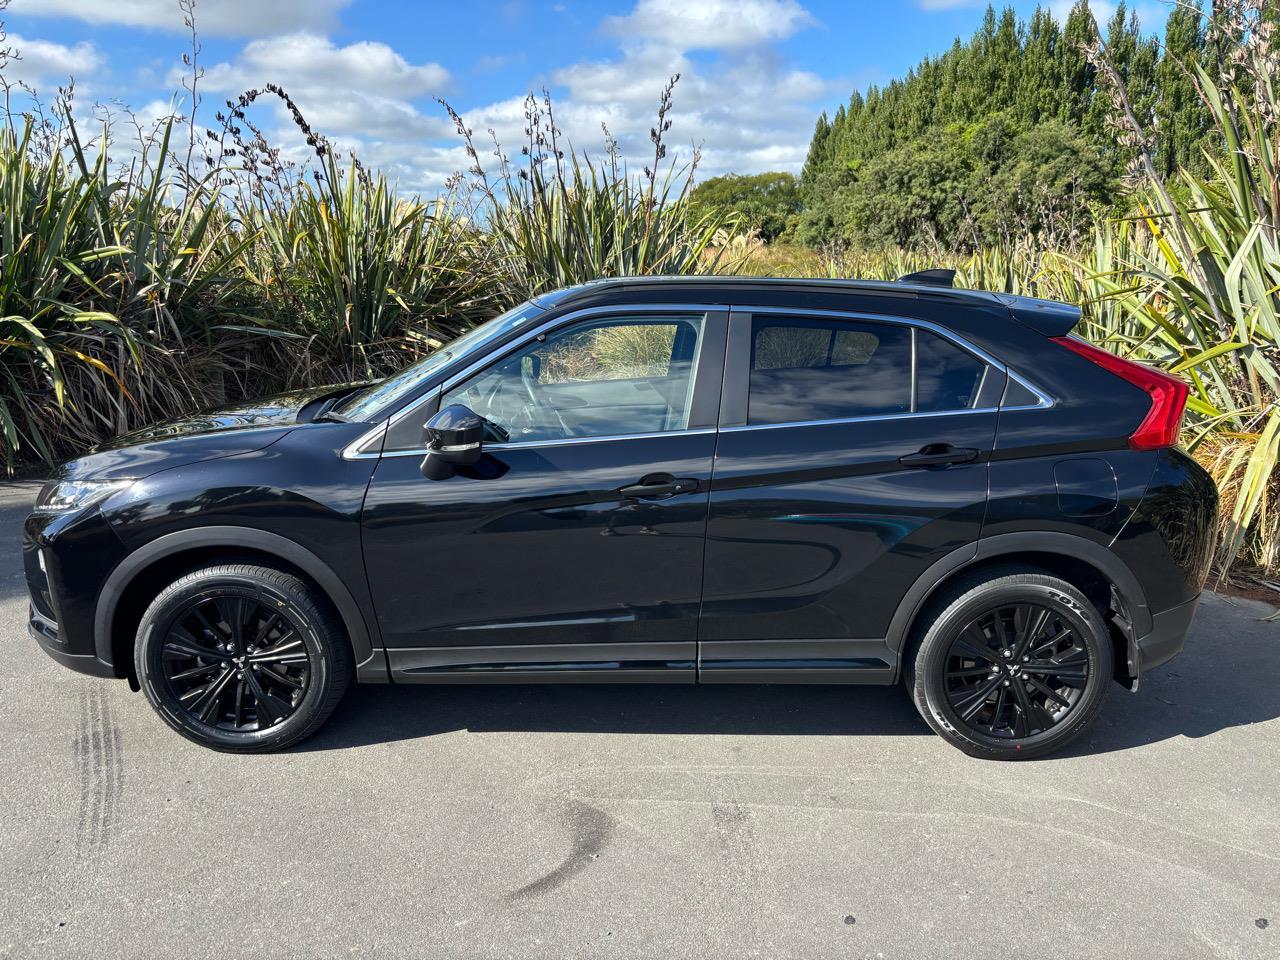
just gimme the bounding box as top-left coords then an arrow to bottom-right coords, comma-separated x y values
618,473 -> 700,499
898,443 -> 980,469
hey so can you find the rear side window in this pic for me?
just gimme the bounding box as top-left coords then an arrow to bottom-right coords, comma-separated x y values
746,317 -> 991,425
748,318 -> 912,424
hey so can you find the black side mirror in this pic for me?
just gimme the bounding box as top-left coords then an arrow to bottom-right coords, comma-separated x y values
420,404 -> 484,480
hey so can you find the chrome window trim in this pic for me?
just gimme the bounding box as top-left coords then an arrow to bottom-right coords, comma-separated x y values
719,406 -> 1000,434
737,304 -> 1055,416
342,303 -> 723,461
373,426 -> 718,459
342,300 -> 1055,461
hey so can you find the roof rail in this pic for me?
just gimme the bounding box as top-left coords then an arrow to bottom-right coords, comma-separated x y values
897,269 -> 955,288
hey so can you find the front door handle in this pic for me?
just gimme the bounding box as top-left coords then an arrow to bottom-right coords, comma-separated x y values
898,443 -> 980,469
618,473 -> 700,499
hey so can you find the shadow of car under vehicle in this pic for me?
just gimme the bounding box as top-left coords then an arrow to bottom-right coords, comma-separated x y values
296,596 -> 1279,757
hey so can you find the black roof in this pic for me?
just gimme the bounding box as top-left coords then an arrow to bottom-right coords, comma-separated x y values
535,276 -> 1080,338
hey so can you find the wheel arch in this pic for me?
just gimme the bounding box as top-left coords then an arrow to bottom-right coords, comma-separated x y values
887,531 -> 1151,682
94,526 -> 377,679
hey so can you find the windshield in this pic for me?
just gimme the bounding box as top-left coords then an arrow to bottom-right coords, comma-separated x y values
334,300 -> 546,421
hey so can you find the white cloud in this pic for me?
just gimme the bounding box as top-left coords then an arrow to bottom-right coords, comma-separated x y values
6,0 -> 353,37
604,0 -> 815,50
3,34 -> 103,88
195,34 -> 450,140
379,1 -> 833,192
1047,0 -> 1168,32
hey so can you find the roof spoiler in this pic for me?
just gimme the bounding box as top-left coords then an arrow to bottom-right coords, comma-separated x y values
897,268 -> 955,287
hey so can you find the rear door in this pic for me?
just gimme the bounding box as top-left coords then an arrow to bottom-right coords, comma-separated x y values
699,307 -> 1003,681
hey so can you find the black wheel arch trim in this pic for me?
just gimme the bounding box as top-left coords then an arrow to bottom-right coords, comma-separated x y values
93,525 -> 377,670
885,531 -> 1153,671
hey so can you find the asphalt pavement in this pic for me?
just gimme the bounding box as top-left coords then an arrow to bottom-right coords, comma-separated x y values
1,480 -> 1277,959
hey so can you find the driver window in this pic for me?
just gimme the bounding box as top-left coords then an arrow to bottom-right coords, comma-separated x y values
441,315 -> 705,444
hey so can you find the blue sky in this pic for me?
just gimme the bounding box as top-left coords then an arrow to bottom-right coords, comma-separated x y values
1,0 -> 1171,192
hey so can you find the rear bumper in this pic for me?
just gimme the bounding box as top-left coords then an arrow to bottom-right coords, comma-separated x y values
28,607 -> 115,678
1135,592 -> 1201,674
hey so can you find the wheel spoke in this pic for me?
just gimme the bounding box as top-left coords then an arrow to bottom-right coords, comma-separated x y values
952,675 -> 1004,721
170,661 -> 223,682
163,625 -> 224,660
954,628 -> 997,664
191,604 -> 226,645
988,686 -> 1009,733
249,637 -> 306,664
1029,628 -> 1071,659
1014,606 -> 1050,659
1010,679 -> 1053,734
186,668 -> 236,723
1023,662 -> 1088,681
254,612 -> 282,646
259,665 -> 304,690
233,678 -> 247,728
244,670 -> 292,727
1024,674 -> 1072,709
215,596 -> 248,653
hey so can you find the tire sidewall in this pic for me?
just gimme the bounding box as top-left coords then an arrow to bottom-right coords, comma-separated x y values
136,570 -> 332,751
915,578 -> 1109,759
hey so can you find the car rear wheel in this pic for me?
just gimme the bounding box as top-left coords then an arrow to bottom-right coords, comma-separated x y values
906,570 -> 1110,760
135,564 -> 351,752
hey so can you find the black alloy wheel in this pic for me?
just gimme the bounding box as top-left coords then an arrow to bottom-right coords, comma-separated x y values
136,564 -> 351,752
907,570 -> 1109,760
161,595 -> 310,732
943,602 -> 1090,739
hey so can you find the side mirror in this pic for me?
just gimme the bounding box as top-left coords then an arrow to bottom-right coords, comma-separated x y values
420,403 -> 484,480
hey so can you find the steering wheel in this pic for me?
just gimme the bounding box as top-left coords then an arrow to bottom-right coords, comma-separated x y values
520,362 -> 575,439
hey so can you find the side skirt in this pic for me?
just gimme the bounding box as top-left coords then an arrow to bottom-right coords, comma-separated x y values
699,638 -> 896,684
378,640 -> 897,684
385,642 -> 696,684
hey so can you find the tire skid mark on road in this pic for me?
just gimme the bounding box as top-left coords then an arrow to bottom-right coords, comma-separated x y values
522,763 -> 1280,873
73,685 -> 124,856
505,797 -> 614,902
712,798 -> 760,883
710,790 -> 766,944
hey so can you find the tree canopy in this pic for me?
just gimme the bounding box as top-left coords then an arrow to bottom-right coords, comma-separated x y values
792,1 -> 1219,250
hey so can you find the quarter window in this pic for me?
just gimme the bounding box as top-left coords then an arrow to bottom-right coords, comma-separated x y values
441,315 -> 704,443
915,329 -> 988,412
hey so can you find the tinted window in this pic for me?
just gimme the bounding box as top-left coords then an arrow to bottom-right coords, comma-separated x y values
915,330 -> 988,412
442,315 -> 703,443
748,318 -> 912,424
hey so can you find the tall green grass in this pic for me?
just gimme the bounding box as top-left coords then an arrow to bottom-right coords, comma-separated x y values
4,4 -> 1279,578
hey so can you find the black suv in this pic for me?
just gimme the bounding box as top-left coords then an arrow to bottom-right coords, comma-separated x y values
23,276 -> 1217,759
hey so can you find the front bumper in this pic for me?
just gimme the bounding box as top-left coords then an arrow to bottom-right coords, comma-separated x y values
28,607 -> 115,678
23,505 -> 128,678
1135,591 -> 1201,675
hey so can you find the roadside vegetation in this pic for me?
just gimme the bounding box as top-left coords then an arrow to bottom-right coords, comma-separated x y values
1,0 -> 1278,582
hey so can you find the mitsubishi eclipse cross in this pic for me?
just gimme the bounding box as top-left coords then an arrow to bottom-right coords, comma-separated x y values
23,274 -> 1217,759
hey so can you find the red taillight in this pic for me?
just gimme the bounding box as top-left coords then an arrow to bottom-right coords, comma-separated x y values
1050,336 -> 1189,450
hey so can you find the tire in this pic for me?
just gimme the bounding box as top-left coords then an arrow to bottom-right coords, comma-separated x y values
135,563 -> 352,752
906,569 -> 1110,760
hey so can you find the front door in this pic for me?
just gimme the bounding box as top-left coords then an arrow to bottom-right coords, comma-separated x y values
362,308 -> 727,682
699,308 -> 1002,681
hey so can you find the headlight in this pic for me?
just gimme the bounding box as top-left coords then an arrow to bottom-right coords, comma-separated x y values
33,479 -> 134,514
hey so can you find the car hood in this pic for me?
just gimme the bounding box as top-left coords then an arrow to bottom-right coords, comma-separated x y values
56,383 -> 360,482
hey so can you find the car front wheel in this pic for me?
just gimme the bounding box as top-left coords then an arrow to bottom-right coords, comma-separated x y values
906,570 -> 1110,760
135,564 -> 351,752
